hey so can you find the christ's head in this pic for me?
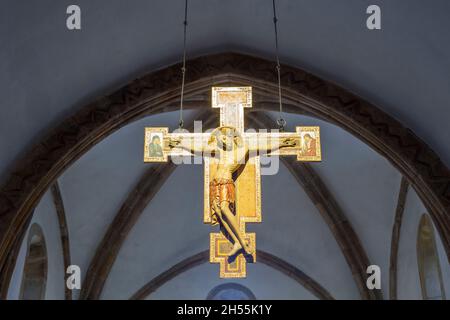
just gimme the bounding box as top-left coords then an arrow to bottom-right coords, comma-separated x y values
209,126 -> 242,151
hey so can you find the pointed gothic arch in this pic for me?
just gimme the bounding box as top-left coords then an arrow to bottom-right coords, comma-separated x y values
0,52 -> 449,297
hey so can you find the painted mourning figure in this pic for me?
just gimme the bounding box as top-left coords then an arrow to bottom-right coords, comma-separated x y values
148,135 -> 163,157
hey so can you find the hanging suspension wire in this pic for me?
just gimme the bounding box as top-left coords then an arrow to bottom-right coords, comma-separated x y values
178,0 -> 189,129
272,0 -> 286,131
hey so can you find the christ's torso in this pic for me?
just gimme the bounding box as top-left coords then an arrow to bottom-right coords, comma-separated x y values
212,148 -> 247,181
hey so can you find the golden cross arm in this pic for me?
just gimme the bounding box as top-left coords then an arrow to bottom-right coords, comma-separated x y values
244,126 -> 322,161
143,129 -> 211,162
143,127 -> 322,162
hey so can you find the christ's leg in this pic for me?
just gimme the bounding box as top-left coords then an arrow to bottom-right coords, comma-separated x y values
220,201 -> 252,255
219,216 -> 241,253
212,203 -> 241,251
221,219 -> 243,257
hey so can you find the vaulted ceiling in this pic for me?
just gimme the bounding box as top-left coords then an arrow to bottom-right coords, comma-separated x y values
2,0 -> 450,181
2,0 -> 450,299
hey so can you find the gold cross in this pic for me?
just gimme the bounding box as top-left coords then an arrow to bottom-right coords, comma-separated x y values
144,87 -> 321,278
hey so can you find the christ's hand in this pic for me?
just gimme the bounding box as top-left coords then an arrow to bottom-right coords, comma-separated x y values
168,137 -> 181,148
282,137 -> 297,148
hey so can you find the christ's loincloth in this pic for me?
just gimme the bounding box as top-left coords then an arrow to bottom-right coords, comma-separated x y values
209,178 -> 236,225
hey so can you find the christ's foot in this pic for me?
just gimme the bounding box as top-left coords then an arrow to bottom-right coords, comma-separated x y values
240,239 -> 253,255
229,243 -> 243,256
244,244 -> 253,255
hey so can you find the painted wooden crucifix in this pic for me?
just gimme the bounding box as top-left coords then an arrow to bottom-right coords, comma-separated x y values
144,87 -> 321,278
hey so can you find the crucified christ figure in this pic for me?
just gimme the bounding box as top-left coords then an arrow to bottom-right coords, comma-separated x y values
169,126 -> 297,257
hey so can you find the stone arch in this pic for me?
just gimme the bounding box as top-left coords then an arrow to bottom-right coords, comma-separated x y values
1,52 -> 449,296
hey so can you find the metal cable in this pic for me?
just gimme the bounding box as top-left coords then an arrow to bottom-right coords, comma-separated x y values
179,0 -> 188,128
272,0 -> 286,130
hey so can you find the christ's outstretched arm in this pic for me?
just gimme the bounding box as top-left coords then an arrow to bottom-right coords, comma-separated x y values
169,137 -> 214,156
246,137 -> 298,156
